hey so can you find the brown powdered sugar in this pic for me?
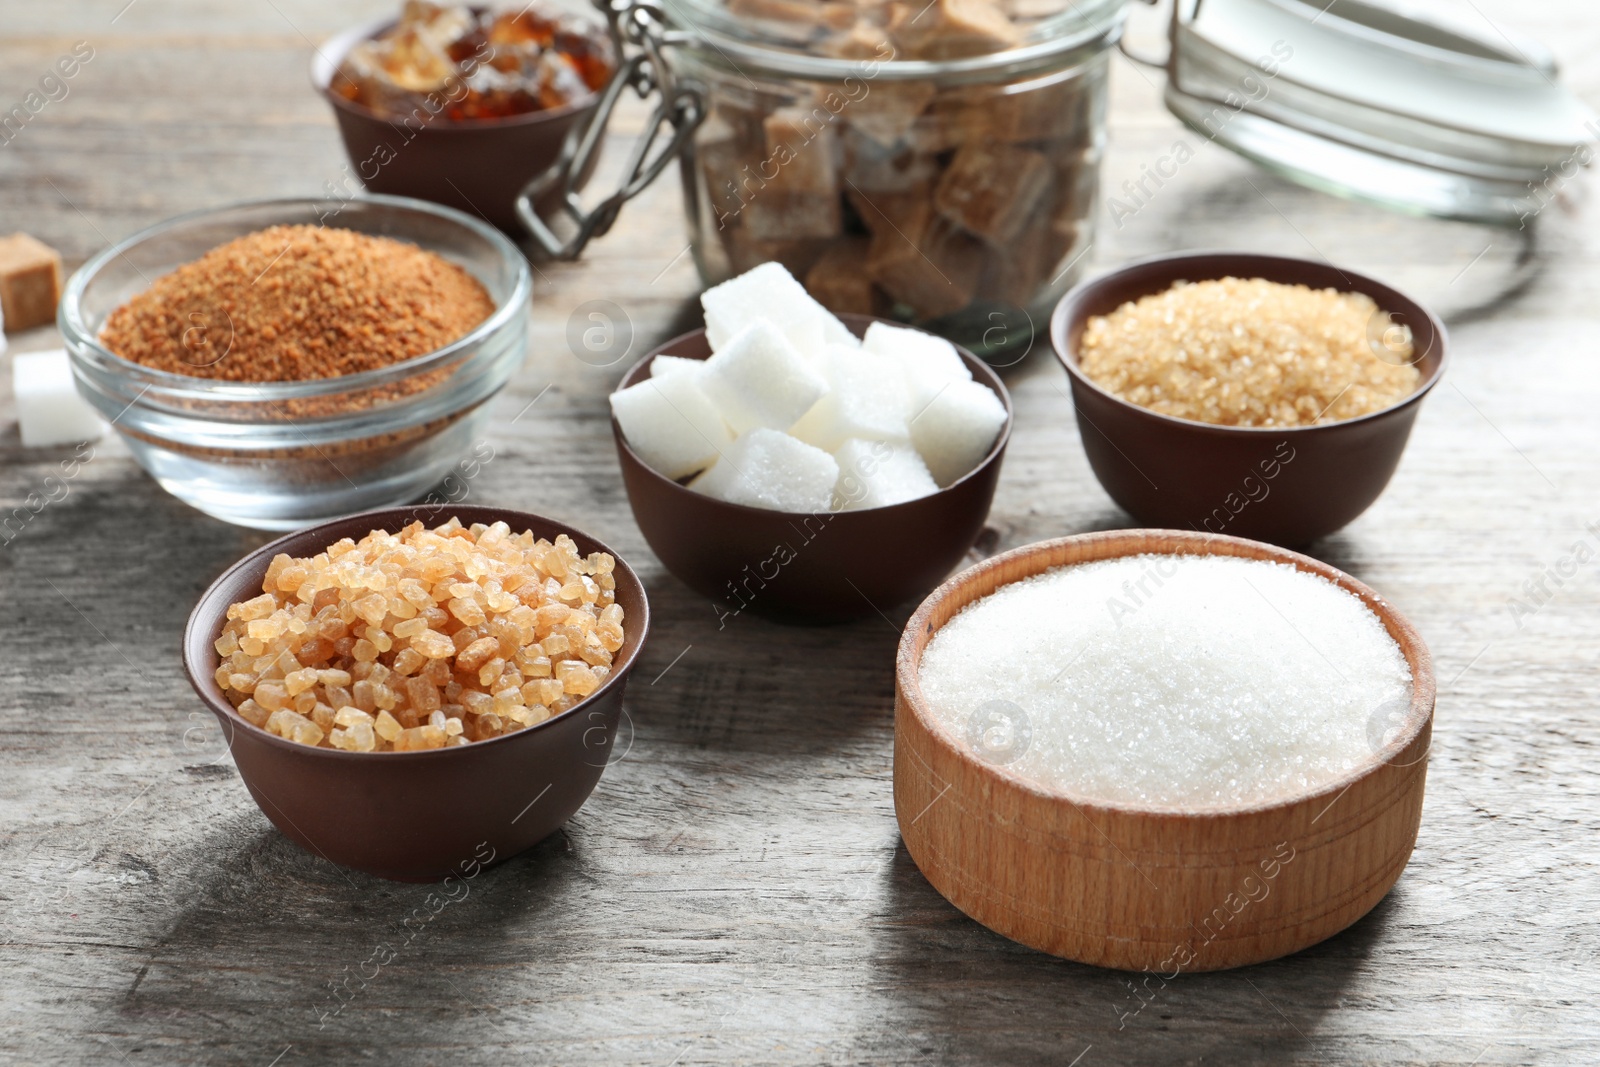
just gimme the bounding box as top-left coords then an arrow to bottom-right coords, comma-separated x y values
1078,277 -> 1420,428
99,224 -> 496,382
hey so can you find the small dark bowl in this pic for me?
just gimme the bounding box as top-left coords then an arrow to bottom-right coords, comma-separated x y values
613,315 -> 1013,624
182,505 -> 650,882
1050,251 -> 1448,546
312,19 -> 604,233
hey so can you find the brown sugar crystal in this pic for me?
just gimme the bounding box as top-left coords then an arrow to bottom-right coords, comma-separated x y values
98,225 -> 495,382
214,517 -> 626,752
1078,277 -> 1421,428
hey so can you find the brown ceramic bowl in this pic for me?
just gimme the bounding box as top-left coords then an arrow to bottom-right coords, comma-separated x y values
613,315 -> 1013,624
1050,251 -> 1448,546
182,505 -> 650,882
311,19 -> 605,233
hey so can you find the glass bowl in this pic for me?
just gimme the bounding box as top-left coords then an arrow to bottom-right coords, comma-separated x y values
59,195 -> 532,530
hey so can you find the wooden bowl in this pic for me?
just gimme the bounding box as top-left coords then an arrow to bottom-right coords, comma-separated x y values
182,505 -> 650,882
1050,252 -> 1448,546
894,529 -> 1434,972
612,315 -> 1012,624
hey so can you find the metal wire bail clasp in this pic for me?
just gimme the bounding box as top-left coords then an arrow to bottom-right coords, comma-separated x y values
515,0 -> 705,259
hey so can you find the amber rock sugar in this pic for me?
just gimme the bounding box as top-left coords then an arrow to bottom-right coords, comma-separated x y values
99,225 -> 495,382
214,518 -> 625,751
1078,277 -> 1421,428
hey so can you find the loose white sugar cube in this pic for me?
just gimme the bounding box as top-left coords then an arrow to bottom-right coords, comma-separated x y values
790,343 -> 912,451
701,261 -> 856,362
650,354 -> 704,379
610,371 -> 732,480
698,319 -> 829,434
862,321 -> 972,410
833,438 -> 938,510
909,378 -> 1007,486
690,427 -> 839,512
14,349 -> 104,448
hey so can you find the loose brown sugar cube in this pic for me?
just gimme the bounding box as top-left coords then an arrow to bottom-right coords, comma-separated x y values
804,238 -> 880,315
888,0 -> 1019,60
934,142 -> 1052,245
865,197 -> 984,319
0,233 -> 63,332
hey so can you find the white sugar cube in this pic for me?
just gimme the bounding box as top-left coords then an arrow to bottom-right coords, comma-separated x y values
698,319 -> 829,434
909,378 -> 1007,486
650,354 -> 704,379
690,428 -> 839,512
610,371 -> 732,480
701,261 -> 856,362
862,321 -> 972,411
14,349 -> 104,448
833,438 -> 939,510
790,343 -> 912,451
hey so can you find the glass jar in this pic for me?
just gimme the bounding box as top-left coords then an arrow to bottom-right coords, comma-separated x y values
668,0 -> 1121,359
520,0 -> 1124,361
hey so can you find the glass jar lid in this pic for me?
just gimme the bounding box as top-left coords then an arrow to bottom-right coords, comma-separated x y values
1159,0 -> 1597,224
661,0 -> 1126,80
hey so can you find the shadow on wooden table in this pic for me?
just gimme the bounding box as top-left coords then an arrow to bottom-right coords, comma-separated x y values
864,842 -> 1402,1066
96,817 -> 593,1062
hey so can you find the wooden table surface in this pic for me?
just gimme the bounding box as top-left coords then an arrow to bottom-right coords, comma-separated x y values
3,2 -> 1598,1064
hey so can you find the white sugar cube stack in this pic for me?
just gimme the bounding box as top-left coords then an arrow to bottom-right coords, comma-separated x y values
649,354 -> 702,379
789,344 -> 911,450
608,369 -> 731,479
910,379 -> 1009,487
697,320 -> 827,434
701,261 -> 856,361
834,438 -> 938,511
609,262 -> 1007,513
690,427 -> 839,512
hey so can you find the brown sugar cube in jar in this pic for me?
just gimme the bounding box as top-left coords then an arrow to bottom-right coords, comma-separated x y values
804,237 -> 878,315
1052,147 -> 1103,225
727,0 -> 856,40
743,107 -> 843,240
934,142 -> 1052,245
888,0 -> 1021,60
696,113 -> 758,227
841,127 -> 938,196
925,75 -> 1096,148
866,198 -> 984,319
0,233 -> 64,332
843,81 -> 937,148
823,19 -> 896,59
978,213 -> 1075,306
846,181 -> 933,241
721,232 -> 832,279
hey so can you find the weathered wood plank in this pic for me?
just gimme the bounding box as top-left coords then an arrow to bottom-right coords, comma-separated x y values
1,0 -> 1597,1064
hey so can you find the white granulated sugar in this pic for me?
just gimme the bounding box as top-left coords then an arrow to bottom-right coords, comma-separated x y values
917,554 -> 1413,809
